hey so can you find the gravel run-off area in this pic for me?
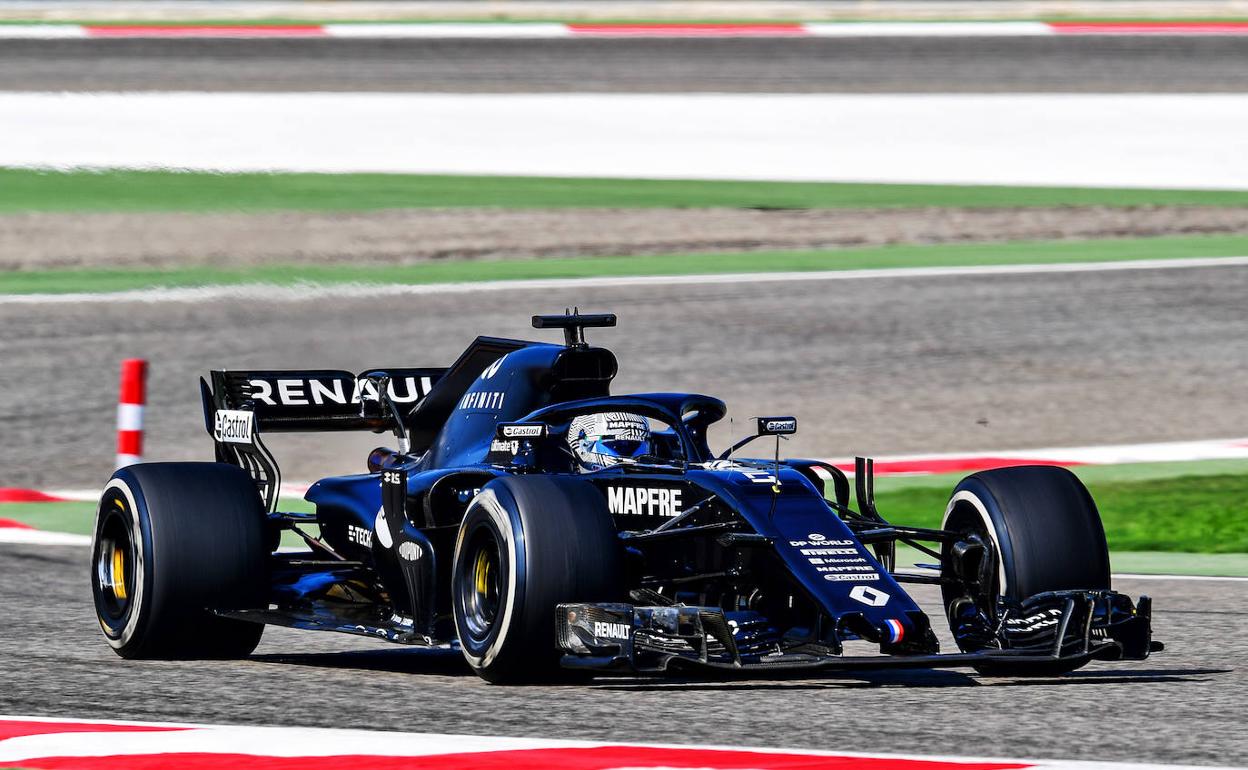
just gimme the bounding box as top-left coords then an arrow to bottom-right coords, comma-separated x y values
6,205 -> 1248,270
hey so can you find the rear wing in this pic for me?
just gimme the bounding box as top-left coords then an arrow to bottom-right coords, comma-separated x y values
198,336 -> 532,511
200,367 -> 444,511
201,368 -> 445,434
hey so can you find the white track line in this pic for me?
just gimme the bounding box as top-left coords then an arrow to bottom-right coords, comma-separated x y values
3,255 -> 1247,306
324,22 -> 570,37
0,715 -> 1240,769
0,24 -> 86,37
829,435 -> 1248,468
6,93 -> 1248,187
1114,573 -> 1248,582
4,21 -> 1248,39
0,529 -> 91,546
805,21 -> 1054,36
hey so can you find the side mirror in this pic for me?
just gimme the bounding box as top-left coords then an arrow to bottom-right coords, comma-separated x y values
496,422 -> 549,439
756,416 -> 797,436
718,415 -> 797,460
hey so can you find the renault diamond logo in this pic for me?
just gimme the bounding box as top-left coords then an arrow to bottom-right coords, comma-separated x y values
849,585 -> 890,607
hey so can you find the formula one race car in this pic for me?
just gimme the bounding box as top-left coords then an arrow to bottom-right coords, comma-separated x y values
91,312 -> 1161,683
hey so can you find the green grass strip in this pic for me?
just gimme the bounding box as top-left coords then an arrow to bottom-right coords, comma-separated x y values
1,497 -> 312,536
5,469 -> 1245,564
4,234 -> 1248,295
1109,551 -> 1248,577
5,168 -> 1248,213
876,472 -> 1248,553
1,502 -> 97,535
873,457 -> 1248,493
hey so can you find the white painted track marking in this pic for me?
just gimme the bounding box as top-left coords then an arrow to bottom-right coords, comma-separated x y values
1114,573 -> 1248,582
0,715 -> 1242,769
3,255 -> 1248,305
805,21 -> 1053,36
0,529 -> 91,546
0,24 -> 86,37
323,22 -> 571,37
3,93 -> 1248,188
828,434 -> 1248,468
4,21 -> 1248,39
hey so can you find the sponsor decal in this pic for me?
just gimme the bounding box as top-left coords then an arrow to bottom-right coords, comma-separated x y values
757,417 -> 797,435
347,524 -> 372,548
246,376 -> 432,407
212,409 -> 254,444
699,459 -> 783,484
459,390 -> 506,411
398,541 -> 423,561
592,621 -> 631,640
738,468 -> 779,484
789,537 -> 853,547
791,538 -> 873,574
607,486 -> 682,517
500,423 -> 546,439
490,439 -> 520,455
374,507 -> 393,549
849,585 -> 891,606
603,414 -> 648,439
479,355 -> 507,380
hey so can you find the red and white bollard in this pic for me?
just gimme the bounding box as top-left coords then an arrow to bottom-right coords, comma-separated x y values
116,359 -> 147,469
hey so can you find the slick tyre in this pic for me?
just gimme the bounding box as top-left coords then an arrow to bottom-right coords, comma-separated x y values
941,465 -> 1110,676
452,475 -> 621,684
91,463 -> 268,659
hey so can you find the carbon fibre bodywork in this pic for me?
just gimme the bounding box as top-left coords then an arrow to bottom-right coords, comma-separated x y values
202,314 -> 1159,676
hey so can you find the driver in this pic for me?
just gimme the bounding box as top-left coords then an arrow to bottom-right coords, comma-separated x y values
567,412 -> 652,471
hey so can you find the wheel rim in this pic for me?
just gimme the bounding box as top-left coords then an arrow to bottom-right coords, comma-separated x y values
94,495 -> 136,624
459,525 -> 503,642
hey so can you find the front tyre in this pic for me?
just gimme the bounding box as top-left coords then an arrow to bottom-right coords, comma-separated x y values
941,465 -> 1110,676
92,463 -> 268,659
452,476 -> 621,684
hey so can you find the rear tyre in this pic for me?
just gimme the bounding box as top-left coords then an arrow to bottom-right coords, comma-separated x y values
941,465 -> 1110,676
91,462 -> 268,659
452,475 -> 621,684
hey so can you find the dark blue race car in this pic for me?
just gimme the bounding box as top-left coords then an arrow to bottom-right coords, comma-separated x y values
91,312 -> 1160,683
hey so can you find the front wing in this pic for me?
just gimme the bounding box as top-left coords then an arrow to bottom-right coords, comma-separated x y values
556,589 -> 1161,675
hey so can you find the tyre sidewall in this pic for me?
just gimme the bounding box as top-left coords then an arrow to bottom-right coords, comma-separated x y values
942,477 -> 1017,602
452,484 -> 526,673
92,472 -> 155,650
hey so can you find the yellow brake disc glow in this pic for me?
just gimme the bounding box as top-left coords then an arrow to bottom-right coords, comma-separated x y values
474,550 -> 490,596
111,548 -> 127,600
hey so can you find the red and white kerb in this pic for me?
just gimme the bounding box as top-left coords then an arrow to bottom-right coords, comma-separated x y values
116,359 -> 147,469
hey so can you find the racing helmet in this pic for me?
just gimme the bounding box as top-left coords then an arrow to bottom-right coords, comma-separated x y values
567,412 -> 652,471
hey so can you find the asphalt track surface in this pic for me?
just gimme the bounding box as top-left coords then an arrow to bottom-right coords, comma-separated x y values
3,262 -> 1248,489
1,541 -> 1243,764
2,35 -> 1246,763
3,36 -> 1248,92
